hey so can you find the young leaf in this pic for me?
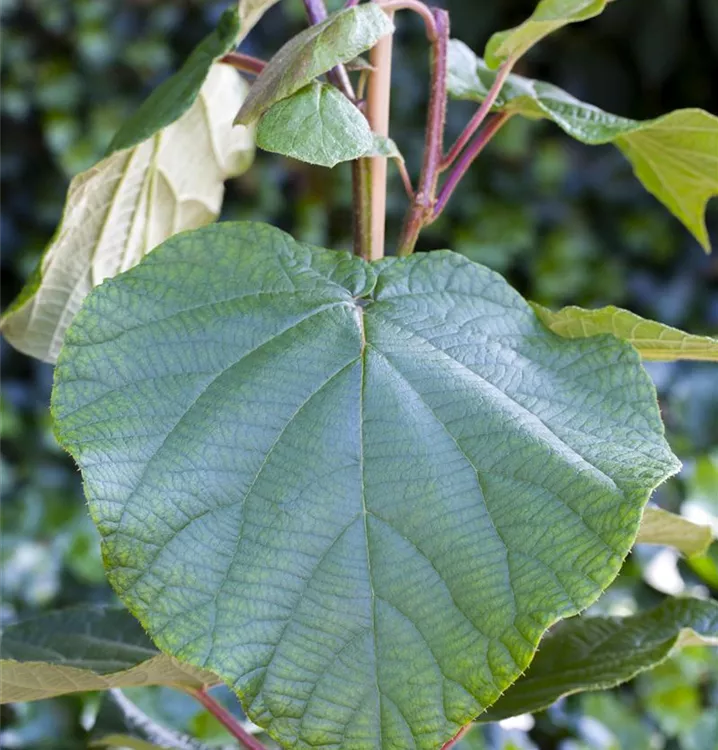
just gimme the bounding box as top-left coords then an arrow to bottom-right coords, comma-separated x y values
485,0 -> 613,68
235,3 -> 394,124
0,66 -> 253,364
637,507 -> 714,558
0,606 -> 218,703
256,82 -> 373,167
481,597 -> 718,722
52,222 -> 678,750
531,304 -> 718,361
238,0 -> 283,41
448,41 -> 718,251
365,134 -> 404,161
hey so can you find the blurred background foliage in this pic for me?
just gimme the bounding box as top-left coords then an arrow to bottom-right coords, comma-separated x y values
1,0 -> 717,748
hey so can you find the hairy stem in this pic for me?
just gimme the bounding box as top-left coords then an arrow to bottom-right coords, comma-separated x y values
365,4 -> 395,260
380,0 -> 438,39
219,52 -> 266,76
441,723 -> 473,749
440,58 -> 515,170
396,7 -> 449,256
433,112 -> 511,219
189,688 -> 266,750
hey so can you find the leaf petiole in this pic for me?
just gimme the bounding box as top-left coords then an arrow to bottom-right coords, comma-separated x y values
188,687 -> 268,750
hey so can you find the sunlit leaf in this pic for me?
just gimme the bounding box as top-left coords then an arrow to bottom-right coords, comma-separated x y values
53,222 -> 677,750
485,0 -> 614,68
636,507 -> 714,558
0,606 -> 218,703
448,41 -> 718,250
531,303 -> 718,361
1,65 -> 253,364
482,597 -> 718,722
236,3 -> 394,124
238,0 -> 283,41
257,82 -> 373,167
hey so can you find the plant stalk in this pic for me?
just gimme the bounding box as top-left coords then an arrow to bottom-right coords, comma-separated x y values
441,723 -> 473,749
396,7 -> 449,256
220,52 -> 266,76
303,0 -> 355,99
440,58 -> 515,170
364,4 -> 396,260
189,688 -> 267,750
433,112 -> 511,219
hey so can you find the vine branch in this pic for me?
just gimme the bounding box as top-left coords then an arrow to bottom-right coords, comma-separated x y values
220,52 -> 266,76
189,688 -> 267,750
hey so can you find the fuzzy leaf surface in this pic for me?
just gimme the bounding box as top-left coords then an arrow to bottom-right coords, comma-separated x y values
482,597 -> 718,722
0,606 -> 217,703
257,82 -> 373,167
485,0 -> 613,68
0,65 -> 254,363
236,3 -> 394,124
53,222 -> 678,750
637,507 -> 714,558
532,303 -> 718,361
448,41 -> 718,250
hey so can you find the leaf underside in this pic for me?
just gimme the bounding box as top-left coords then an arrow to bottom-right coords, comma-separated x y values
52,222 -> 678,750
0,606 -> 217,703
256,82 -> 373,167
0,66 -> 254,364
482,597 -> 718,722
448,41 -> 718,251
636,507 -> 714,558
531,304 -> 718,361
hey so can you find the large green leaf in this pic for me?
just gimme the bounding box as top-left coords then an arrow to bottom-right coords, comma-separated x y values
448,41 -> 718,251
531,304 -> 718,361
637,507 -> 714,558
482,597 -> 718,722
256,82 -> 373,167
235,3 -> 394,124
0,606 -> 218,703
484,0 -> 613,68
1,15 -> 255,364
52,222 -> 678,750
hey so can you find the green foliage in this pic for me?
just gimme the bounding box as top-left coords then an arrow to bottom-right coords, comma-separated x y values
51,221 -> 679,749
636,508 -> 714,558
532,303 -> 718,361
484,0 -> 614,68
448,41 -> 718,251
236,3 -> 394,124
257,82 -> 373,167
482,597 -> 718,722
0,607 -> 217,703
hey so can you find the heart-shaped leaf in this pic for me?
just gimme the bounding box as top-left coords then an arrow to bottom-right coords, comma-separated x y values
485,0 -> 614,68
0,606 -> 218,703
1,10 -> 255,364
257,82 -> 373,167
637,507 -> 714,558
52,222 -> 678,750
532,304 -> 718,361
236,3 -> 394,124
448,41 -> 718,251
482,597 -> 718,722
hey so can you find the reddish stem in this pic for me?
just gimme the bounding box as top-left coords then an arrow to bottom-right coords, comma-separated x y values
190,688 -> 266,750
380,0 -> 438,40
433,112 -> 511,220
441,723 -> 473,749
396,7 -> 449,255
441,58 -> 515,170
219,52 -> 266,76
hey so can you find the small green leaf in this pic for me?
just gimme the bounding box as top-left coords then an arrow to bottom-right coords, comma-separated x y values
365,134 -> 404,161
448,42 -> 718,251
1,65 -> 254,364
531,303 -> 718,361
256,82 -> 373,167
637,507 -> 714,558
236,3 -> 394,124
0,606 -> 218,703
482,597 -> 718,722
485,0 -> 613,68
108,6 -> 242,153
53,222 -> 678,750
